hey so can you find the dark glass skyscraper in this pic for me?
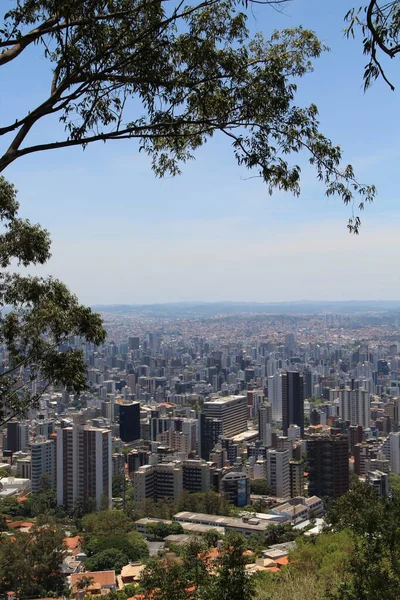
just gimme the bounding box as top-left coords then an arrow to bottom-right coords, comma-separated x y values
119,401 -> 141,443
307,435 -> 349,499
198,412 -> 223,460
282,371 -> 304,436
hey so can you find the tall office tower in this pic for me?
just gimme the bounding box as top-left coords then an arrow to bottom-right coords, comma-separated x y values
203,395 -> 247,438
285,333 -> 296,355
221,472 -> 250,507
159,429 -> 191,454
31,439 -> 56,494
303,370 -> 313,400
36,419 -> 55,439
267,449 -> 290,499
287,424 -> 301,442
348,425 -> 364,453
282,372 -> 304,436
307,436 -> 349,499
289,460 -> 304,498
354,442 -> 371,476
268,373 -> 283,422
259,403 -> 272,446
133,462 -> 183,503
198,412 -> 223,460
6,421 -> 29,453
182,419 -> 197,452
182,460 -> 211,493
339,388 -> 370,429
119,401 -> 141,443
112,453 -> 125,477
127,372 -> 136,393
57,426 -> 112,509
379,432 -> 400,474
127,449 -> 150,477
128,337 -> 140,350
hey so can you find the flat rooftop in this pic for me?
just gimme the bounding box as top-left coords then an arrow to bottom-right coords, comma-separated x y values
204,395 -> 246,405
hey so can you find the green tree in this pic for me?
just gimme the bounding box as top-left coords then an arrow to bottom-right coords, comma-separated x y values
0,524 -> 67,598
70,496 -> 97,520
140,557 -> 189,600
0,1 -> 374,232
182,536 -> 210,596
247,533 -> 266,556
250,479 -> 272,496
209,532 -> 254,600
326,481 -> 400,599
112,473 -> 125,498
82,509 -> 133,537
85,548 -> 129,574
75,576 -> 94,592
0,177 -> 105,425
86,534 -> 148,561
345,1 -> 400,91
203,529 -> 221,549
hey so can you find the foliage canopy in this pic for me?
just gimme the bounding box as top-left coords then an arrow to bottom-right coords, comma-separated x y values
0,0 -> 375,231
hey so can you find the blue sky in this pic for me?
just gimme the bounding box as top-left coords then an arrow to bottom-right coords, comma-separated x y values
2,0 -> 400,304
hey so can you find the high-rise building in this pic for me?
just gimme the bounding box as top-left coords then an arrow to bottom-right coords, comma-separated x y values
221,471 -> 250,507
203,395 -> 247,438
182,460 -> 210,494
56,426 -> 112,509
128,337 -> 140,350
267,449 -> 290,499
259,403 -> 272,446
379,432 -> 400,474
6,421 -> 29,453
198,412 -> 223,460
119,401 -> 141,443
133,462 -> 183,503
339,388 -> 370,429
289,460 -> 304,498
282,372 -> 304,436
127,449 -> 150,477
307,436 -> 349,499
348,425 -> 364,453
354,442 -> 371,476
31,439 -> 56,494
268,373 -> 283,422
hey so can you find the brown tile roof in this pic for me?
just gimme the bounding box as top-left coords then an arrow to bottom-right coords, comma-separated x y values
8,521 -> 34,529
64,536 -> 82,550
71,571 -> 116,592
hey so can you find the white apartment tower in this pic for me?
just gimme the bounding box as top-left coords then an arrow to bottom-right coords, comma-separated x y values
57,425 -> 112,509
203,395 -> 247,438
31,438 -> 56,494
268,373 -> 283,422
267,449 -> 290,499
379,432 -> 400,474
339,387 -> 370,429
259,403 -> 272,446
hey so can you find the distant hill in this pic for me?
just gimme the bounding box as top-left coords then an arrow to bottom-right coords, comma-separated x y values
92,300 -> 400,316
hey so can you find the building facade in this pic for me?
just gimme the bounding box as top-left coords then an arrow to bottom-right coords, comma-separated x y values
307,436 -> 349,499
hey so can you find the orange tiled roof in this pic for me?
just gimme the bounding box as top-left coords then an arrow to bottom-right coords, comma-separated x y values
71,571 -> 115,591
64,536 -> 82,550
8,521 -> 34,529
275,556 -> 289,566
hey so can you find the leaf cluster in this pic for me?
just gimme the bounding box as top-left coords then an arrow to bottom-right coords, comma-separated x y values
0,1 -> 375,230
0,175 -> 106,425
